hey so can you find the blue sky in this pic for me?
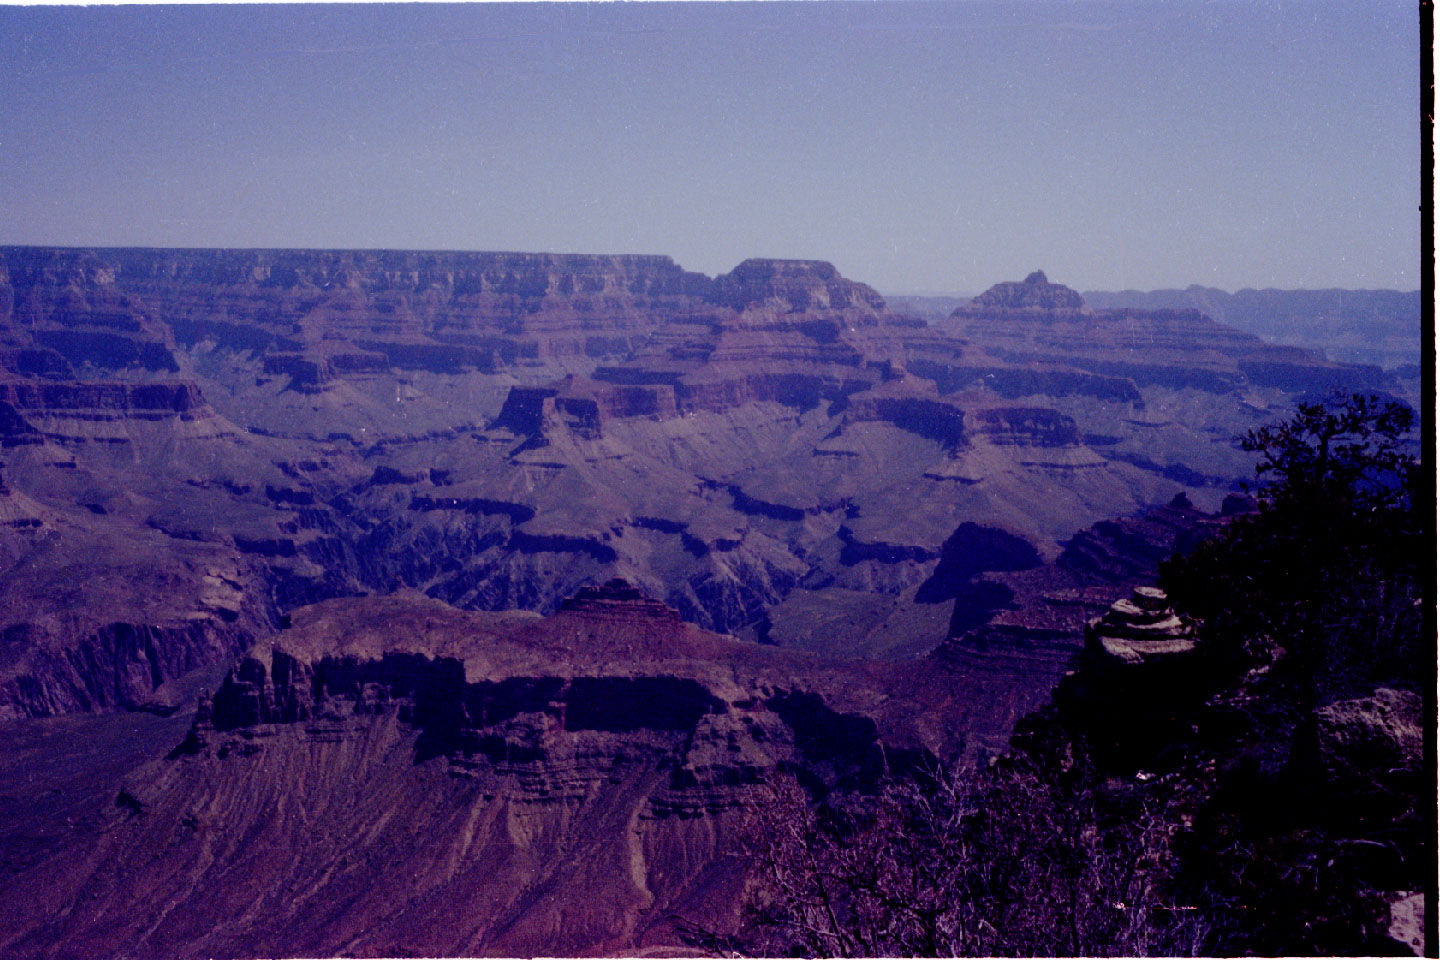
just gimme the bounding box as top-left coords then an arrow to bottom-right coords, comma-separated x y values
0,2 -> 1422,292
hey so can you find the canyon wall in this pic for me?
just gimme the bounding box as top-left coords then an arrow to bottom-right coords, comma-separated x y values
0,247 -> 1396,719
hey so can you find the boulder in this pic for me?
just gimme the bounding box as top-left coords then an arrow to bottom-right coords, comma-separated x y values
1313,687 -> 1422,784
1387,890 -> 1425,956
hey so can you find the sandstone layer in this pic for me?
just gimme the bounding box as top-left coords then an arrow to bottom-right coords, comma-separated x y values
0,248 -> 1392,718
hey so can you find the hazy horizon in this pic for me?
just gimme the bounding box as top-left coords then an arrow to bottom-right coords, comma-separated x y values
1,1 -> 1422,293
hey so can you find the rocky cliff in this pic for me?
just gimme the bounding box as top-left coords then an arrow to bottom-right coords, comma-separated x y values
0,584 -> 985,959
0,248 -> 1391,721
928,494 -> 1218,750
709,258 -> 887,315
967,269 -> 1086,312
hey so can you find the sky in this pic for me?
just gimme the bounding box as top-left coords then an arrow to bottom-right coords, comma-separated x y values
0,1 -> 1423,293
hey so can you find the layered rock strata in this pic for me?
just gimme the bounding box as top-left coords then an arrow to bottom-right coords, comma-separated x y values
930,495 -> 1216,750
946,271 -> 1389,396
0,248 -> 1393,719
1084,585 -> 1197,666
0,586 -> 980,958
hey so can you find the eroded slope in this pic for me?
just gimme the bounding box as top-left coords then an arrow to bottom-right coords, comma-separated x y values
0,249 -> 1392,716
0,584 -> 978,959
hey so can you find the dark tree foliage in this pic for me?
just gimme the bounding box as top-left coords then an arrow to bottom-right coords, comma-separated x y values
1155,392 -> 1429,954
1162,392 -> 1423,704
1242,393 -> 1415,511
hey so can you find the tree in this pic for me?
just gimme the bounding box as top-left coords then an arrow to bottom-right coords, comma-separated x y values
1146,397 -> 1430,956
1162,392 -> 1422,703
1240,391 -> 1417,516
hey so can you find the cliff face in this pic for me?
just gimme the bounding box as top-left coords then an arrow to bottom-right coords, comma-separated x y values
0,378 -> 235,449
0,515 -> 275,719
967,269 -> 1085,312
0,250 -> 1418,959
709,258 -> 887,314
0,248 -> 1392,720
2,248 -> 718,389
0,586 -> 978,959
0,252 -> 180,375
929,495 -> 1217,750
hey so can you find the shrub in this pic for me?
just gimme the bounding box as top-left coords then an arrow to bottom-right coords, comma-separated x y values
1162,392 -> 1422,703
727,754 -> 1208,957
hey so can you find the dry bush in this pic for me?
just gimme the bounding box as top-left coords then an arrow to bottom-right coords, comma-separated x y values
727,755 -> 1209,957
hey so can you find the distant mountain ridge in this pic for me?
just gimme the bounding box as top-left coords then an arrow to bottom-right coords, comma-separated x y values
1082,285 -> 1422,371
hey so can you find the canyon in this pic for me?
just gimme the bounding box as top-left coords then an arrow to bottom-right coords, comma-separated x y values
0,583 -> 966,957
0,246 -> 1413,956
894,283 -> 1423,374
0,249 -> 1398,717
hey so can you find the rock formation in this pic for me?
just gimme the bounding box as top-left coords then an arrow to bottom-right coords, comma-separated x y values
1309,687 -> 1423,790
0,586 -> 990,958
929,495 -> 1214,750
967,269 -> 1087,312
947,272 -> 1387,397
1049,583 -> 1211,743
0,248 -> 1395,721
1083,284 -> 1422,371
0,245 -> 1422,960
1084,585 -> 1196,666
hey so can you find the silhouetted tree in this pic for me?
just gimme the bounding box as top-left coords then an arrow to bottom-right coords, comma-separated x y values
1163,391 -> 1421,703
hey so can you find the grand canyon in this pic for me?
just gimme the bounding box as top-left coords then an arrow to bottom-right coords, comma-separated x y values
3,0 -> 1430,952
0,245 -> 1425,956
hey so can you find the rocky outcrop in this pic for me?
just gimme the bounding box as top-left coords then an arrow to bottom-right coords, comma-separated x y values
906,356 -> 1144,403
0,378 -> 231,446
490,376 -> 678,440
1083,284 -> 1421,370
0,379 -> 205,413
838,525 -> 936,565
0,589 -> 984,958
931,500 -> 1214,752
0,247 -> 1381,726
1309,687 -> 1422,788
0,613 -> 265,720
946,271 -> 1388,399
967,405 -> 1079,446
841,393 -> 969,447
559,578 -> 682,620
261,352 -> 332,391
915,523 -> 1042,603
989,578 -> 1428,957
0,481 -> 278,719
965,270 -> 1086,312
176,587 -> 968,768
1057,494 -> 1212,581
3,247 -> 720,387
1,250 -> 180,374
709,258 -> 886,315
1083,585 -> 1196,667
